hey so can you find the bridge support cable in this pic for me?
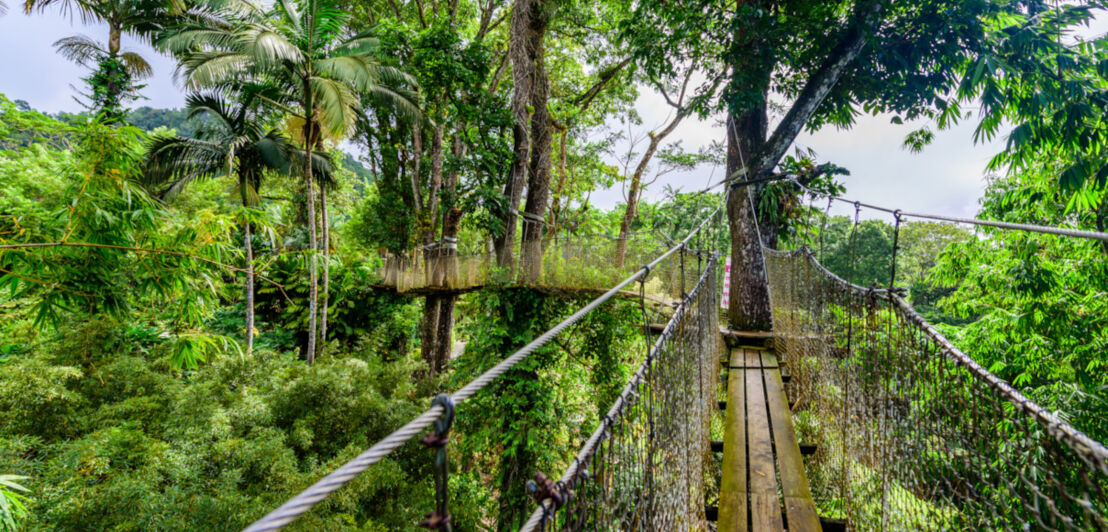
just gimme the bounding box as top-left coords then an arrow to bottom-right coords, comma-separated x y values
789,178 -> 1108,243
242,206 -> 724,532
764,246 -> 1108,530
521,252 -> 721,531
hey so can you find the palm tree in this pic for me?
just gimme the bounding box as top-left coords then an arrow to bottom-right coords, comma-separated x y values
161,0 -> 418,364
143,92 -> 322,355
24,0 -> 174,114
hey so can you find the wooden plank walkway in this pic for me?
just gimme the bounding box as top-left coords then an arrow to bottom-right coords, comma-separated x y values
719,347 -> 820,532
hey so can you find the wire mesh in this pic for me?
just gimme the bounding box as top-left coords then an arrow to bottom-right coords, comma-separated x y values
765,246 -> 1108,531
522,254 -> 721,531
378,235 -> 680,296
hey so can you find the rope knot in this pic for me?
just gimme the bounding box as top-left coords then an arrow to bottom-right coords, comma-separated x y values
527,472 -> 568,509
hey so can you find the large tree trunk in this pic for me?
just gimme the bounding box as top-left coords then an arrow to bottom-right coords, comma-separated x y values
726,104 -> 774,331
428,123 -> 445,243
420,295 -> 442,371
495,0 -> 538,270
244,220 -> 255,355
518,0 -> 553,283
519,53 -> 551,281
421,137 -> 466,375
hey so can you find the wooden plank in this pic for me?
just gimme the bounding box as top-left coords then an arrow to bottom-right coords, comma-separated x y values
763,352 -> 822,532
784,497 -> 821,532
718,348 -> 748,532
751,493 -> 784,532
746,350 -> 784,531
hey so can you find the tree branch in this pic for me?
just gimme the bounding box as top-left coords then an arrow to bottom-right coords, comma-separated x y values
744,0 -> 885,181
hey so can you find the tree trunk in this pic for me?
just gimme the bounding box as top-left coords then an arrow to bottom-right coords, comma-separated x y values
542,131 -> 569,253
519,0 -> 552,283
420,295 -> 441,372
319,180 -> 330,354
495,0 -> 537,270
108,24 -> 121,55
244,220 -> 255,355
726,107 -> 774,331
724,1 -> 877,331
428,123 -> 445,243
303,97 -> 319,365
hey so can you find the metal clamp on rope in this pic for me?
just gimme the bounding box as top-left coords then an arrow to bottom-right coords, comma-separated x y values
527,472 -> 568,510
420,394 -> 455,531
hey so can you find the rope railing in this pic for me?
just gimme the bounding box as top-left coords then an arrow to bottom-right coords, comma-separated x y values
789,178 -> 1108,242
766,246 -> 1108,530
520,253 -> 720,531
242,205 -> 724,532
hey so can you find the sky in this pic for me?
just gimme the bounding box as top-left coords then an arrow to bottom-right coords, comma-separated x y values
2,9 -> 1105,223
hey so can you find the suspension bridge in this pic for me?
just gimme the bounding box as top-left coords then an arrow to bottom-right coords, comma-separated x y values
244,195 -> 1108,531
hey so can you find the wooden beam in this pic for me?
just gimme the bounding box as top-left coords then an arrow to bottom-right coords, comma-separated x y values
718,348 -> 748,532
746,350 -> 785,532
763,352 -> 820,532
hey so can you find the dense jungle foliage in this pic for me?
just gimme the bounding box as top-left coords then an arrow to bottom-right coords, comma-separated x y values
2,0 -> 1108,529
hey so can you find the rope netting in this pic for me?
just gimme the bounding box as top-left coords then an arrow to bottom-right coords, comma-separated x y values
765,246 -> 1108,531
522,254 -> 721,531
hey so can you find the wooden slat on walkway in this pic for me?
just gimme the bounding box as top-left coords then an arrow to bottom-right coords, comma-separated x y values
719,347 -> 821,532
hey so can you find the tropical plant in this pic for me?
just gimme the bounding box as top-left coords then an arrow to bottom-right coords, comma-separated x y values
0,475 -> 29,532
144,92 -> 321,354
161,0 -> 418,364
23,0 -> 174,118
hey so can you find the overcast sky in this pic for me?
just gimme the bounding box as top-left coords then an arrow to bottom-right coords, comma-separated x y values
2,9 -> 1105,223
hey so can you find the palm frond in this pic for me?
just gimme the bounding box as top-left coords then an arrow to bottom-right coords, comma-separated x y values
120,51 -> 153,79
184,91 -> 236,129
364,83 -> 422,125
238,26 -> 303,68
181,51 -> 252,88
309,75 -> 360,139
24,0 -> 103,25
274,0 -> 300,30
52,34 -> 103,66
143,134 -> 226,200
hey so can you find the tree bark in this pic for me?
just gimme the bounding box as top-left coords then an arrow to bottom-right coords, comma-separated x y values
542,130 -> 569,252
319,180 -> 330,354
108,24 -> 121,55
244,220 -> 255,355
726,105 -> 774,330
518,0 -> 552,283
495,0 -> 537,270
420,294 -> 442,371
303,100 -> 319,365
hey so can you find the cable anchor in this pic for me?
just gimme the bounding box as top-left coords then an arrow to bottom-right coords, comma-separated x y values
420,394 -> 455,531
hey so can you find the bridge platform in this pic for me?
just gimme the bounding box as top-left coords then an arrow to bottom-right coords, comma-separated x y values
719,345 -> 820,532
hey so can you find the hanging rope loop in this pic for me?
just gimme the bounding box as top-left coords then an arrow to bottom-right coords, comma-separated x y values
419,394 -> 455,531
889,210 -> 903,289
